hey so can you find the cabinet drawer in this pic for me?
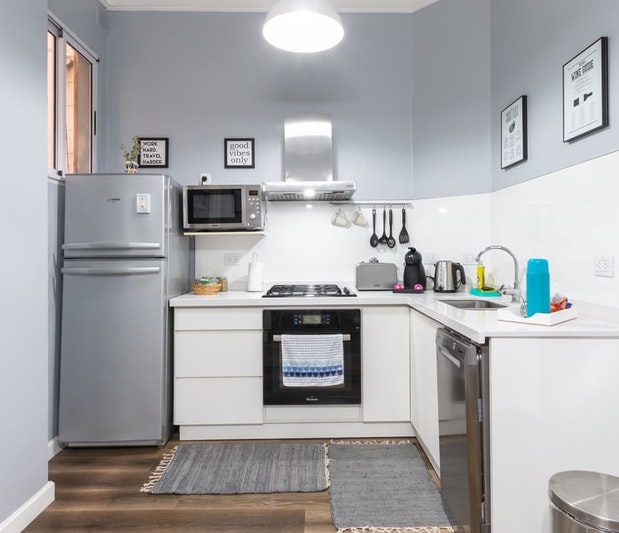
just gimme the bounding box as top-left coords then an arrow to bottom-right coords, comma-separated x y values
175,308 -> 262,331
175,331 -> 262,377
174,377 -> 263,425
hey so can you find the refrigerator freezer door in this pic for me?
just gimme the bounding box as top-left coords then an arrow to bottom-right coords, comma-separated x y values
63,174 -> 169,258
59,258 -> 171,445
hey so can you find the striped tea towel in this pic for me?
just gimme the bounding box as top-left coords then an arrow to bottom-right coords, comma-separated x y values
281,334 -> 344,387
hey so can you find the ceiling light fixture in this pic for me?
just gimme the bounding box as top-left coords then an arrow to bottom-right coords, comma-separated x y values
263,0 -> 344,54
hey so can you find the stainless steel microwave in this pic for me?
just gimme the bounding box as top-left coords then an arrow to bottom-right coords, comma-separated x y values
182,184 -> 265,232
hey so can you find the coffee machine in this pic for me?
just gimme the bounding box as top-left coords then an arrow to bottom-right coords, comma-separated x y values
403,247 -> 426,290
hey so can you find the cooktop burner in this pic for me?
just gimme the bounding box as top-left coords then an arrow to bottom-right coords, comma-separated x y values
263,284 -> 357,298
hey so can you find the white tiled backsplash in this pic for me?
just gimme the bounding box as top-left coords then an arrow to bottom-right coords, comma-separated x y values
195,149 -> 619,310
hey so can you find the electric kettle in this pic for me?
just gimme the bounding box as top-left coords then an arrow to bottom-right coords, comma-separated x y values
433,261 -> 466,292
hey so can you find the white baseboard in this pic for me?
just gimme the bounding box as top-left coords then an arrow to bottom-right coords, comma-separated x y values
0,482 -> 55,533
47,437 -> 63,460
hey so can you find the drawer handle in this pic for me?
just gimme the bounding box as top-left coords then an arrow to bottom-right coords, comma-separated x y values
272,334 -> 351,342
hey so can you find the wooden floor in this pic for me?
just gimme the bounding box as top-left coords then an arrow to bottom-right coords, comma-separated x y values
24,434 -> 453,533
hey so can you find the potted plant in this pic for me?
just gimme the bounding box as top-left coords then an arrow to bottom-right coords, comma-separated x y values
121,135 -> 141,173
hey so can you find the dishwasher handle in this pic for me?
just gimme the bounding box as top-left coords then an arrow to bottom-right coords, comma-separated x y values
438,344 -> 463,369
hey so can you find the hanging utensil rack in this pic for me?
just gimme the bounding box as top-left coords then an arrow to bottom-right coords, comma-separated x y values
328,200 -> 414,207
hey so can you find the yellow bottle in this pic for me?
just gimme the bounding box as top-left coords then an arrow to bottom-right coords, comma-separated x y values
476,264 -> 485,290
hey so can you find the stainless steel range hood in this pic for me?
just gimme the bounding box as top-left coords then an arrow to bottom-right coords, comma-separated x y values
263,115 -> 356,201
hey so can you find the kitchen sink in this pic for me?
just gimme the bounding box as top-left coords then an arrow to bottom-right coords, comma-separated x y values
440,299 -> 508,310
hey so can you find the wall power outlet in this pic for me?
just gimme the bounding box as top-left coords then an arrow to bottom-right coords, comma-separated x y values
224,252 -> 241,266
593,256 -> 615,277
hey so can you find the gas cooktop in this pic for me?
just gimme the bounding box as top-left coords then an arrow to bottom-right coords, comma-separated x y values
262,284 -> 357,298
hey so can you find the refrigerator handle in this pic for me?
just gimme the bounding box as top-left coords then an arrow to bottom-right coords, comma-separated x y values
61,266 -> 161,276
62,242 -> 161,251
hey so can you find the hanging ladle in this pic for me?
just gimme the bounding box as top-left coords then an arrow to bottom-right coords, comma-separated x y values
378,207 -> 389,245
370,208 -> 379,247
387,208 -> 396,248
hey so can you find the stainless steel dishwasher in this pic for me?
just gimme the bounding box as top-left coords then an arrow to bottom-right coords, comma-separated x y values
436,327 -> 491,533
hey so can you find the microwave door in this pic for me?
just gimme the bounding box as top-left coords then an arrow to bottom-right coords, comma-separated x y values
184,188 -> 243,230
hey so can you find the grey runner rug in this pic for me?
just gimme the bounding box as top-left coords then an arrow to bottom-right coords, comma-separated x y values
142,442 -> 328,494
327,441 -> 454,532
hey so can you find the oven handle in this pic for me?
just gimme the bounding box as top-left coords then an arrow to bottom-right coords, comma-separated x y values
272,334 -> 351,342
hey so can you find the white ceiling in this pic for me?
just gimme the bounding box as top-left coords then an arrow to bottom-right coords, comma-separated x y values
98,0 -> 439,13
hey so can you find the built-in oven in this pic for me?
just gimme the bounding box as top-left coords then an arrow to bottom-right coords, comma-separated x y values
263,309 -> 361,405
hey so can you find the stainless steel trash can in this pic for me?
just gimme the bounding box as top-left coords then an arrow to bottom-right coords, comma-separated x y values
549,471 -> 619,532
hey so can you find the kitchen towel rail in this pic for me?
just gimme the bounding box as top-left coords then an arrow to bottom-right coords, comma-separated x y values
272,334 -> 351,342
329,200 -> 413,207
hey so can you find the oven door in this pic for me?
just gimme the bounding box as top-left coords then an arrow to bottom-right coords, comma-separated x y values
263,309 -> 361,405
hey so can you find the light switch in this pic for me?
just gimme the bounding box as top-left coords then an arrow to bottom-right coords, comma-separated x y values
136,193 -> 151,214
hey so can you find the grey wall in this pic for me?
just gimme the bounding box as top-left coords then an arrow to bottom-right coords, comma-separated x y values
410,0 -> 619,197
411,0 -> 493,199
104,12 -> 415,200
0,0 -> 50,523
490,0 -> 619,189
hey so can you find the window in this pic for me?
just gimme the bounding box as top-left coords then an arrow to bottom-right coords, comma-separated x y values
47,15 -> 98,175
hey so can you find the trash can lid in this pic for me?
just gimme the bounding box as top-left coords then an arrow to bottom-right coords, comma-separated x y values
549,470 -> 619,531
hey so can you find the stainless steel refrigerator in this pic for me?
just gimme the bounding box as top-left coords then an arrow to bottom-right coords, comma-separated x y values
58,173 -> 189,446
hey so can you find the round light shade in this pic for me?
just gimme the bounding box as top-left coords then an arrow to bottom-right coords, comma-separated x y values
263,0 -> 344,53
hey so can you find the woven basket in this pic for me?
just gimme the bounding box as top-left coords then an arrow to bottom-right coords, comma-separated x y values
192,282 -> 222,295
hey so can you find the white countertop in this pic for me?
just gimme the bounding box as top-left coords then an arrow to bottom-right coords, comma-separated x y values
170,288 -> 619,343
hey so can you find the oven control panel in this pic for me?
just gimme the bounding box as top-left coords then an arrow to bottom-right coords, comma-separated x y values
292,313 -> 330,326
263,309 -> 361,331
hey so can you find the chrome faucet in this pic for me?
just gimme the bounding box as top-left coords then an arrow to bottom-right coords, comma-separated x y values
475,245 -> 521,304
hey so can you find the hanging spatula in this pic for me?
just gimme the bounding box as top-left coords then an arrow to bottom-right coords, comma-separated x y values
399,208 -> 410,244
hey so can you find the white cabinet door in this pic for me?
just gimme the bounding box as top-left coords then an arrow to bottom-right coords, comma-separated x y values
362,306 -> 410,422
489,337 -> 619,533
409,310 -> 441,470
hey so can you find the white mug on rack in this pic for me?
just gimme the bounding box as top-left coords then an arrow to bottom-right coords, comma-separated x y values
351,206 -> 368,227
331,208 -> 350,228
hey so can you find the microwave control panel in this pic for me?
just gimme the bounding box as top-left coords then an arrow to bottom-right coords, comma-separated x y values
246,187 -> 263,227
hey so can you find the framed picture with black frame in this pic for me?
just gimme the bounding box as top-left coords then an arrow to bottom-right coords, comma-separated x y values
138,137 -> 169,168
501,95 -> 527,169
224,138 -> 255,168
562,36 -> 609,142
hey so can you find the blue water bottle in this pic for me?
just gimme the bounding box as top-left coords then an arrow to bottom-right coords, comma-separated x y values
526,258 -> 550,317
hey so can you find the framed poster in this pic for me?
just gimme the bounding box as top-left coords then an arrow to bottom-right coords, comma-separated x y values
224,138 -> 255,168
563,37 -> 608,142
138,137 -> 169,168
501,95 -> 528,169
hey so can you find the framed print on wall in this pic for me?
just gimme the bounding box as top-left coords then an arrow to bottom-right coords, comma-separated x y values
138,137 -> 169,168
563,37 -> 608,142
501,95 -> 528,169
224,138 -> 255,168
